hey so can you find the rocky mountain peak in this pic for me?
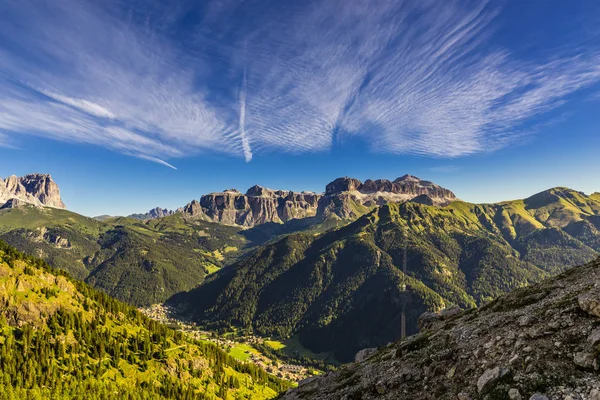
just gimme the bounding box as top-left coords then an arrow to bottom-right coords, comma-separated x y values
245,185 -> 281,197
325,177 -> 363,195
318,174 -> 457,220
0,173 -> 66,209
128,207 -> 175,220
177,174 -> 456,227
180,184 -> 321,227
395,173 -> 420,182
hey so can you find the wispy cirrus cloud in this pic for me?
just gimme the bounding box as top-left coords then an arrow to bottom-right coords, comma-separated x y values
40,92 -> 116,119
0,0 -> 599,166
0,0 -> 235,167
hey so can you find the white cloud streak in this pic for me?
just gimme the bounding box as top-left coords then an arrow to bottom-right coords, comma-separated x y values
0,0 -> 599,165
239,67 -> 252,162
40,92 -> 116,119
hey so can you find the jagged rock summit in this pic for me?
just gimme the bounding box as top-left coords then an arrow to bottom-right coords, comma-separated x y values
128,207 -> 175,220
283,258 -> 600,400
318,174 -> 457,220
325,174 -> 456,202
181,185 -> 321,227
0,173 -> 66,209
180,175 -> 457,227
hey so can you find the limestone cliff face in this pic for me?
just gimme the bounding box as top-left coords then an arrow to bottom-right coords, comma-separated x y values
0,174 -> 66,209
182,187 -> 321,227
180,175 -> 456,227
317,174 -> 457,220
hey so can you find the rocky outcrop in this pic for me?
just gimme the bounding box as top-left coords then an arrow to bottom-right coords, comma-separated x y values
283,258 -> 600,400
325,177 -> 363,195
317,174 -> 457,220
178,175 -> 456,227
0,198 -> 25,209
198,189 -> 254,226
128,207 -> 175,220
0,174 -> 65,209
181,187 -> 321,227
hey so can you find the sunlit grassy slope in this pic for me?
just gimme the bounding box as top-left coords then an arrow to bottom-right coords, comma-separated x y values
0,206 -> 250,306
0,241 -> 291,399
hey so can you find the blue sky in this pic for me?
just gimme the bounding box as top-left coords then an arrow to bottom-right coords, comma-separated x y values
0,0 -> 599,217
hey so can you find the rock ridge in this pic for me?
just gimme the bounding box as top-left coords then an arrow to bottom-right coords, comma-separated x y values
0,173 -> 65,209
179,175 -> 457,227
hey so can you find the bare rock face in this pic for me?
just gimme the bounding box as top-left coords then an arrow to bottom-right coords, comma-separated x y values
179,174 -> 456,227
181,187 -> 321,227
355,348 -> 378,363
0,198 -> 25,209
128,207 -> 176,220
283,258 -> 600,400
180,200 -> 204,218
0,174 -> 66,209
317,175 -> 457,220
325,177 -> 363,195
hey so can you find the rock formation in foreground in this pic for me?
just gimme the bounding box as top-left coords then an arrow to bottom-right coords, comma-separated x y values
0,173 -> 66,209
179,175 -> 457,227
282,258 -> 600,400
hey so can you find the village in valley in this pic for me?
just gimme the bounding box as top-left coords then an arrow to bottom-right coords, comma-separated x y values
140,304 -> 323,382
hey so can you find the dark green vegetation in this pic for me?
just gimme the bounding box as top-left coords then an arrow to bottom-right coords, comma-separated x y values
0,203 -> 341,307
281,258 -> 600,399
0,205 -> 250,306
0,241 -> 290,399
169,188 -> 600,362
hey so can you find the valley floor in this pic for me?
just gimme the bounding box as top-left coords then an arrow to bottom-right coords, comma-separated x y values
139,303 -> 329,382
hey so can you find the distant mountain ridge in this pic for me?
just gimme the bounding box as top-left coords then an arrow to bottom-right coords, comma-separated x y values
0,204 -> 252,306
0,173 -> 65,209
128,207 -> 176,220
178,175 -> 457,228
2,171 -> 453,226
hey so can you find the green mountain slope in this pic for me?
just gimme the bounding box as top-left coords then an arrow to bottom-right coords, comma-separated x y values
0,205 -> 250,306
0,241 -> 290,399
169,188 -> 600,362
282,257 -> 600,400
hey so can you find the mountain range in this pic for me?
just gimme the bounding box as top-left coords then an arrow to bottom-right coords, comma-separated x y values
168,187 -> 600,361
128,174 -> 457,227
2,172 -> 600,363
0,172 -> 459,307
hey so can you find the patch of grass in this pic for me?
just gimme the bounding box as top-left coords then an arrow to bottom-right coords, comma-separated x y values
228,343 -> 257,361
265,340 -> 286,351
266,337 -> 333,362
204,263 -> 221,275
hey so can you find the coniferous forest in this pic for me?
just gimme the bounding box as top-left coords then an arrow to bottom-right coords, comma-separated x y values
0,241 -> 291,399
